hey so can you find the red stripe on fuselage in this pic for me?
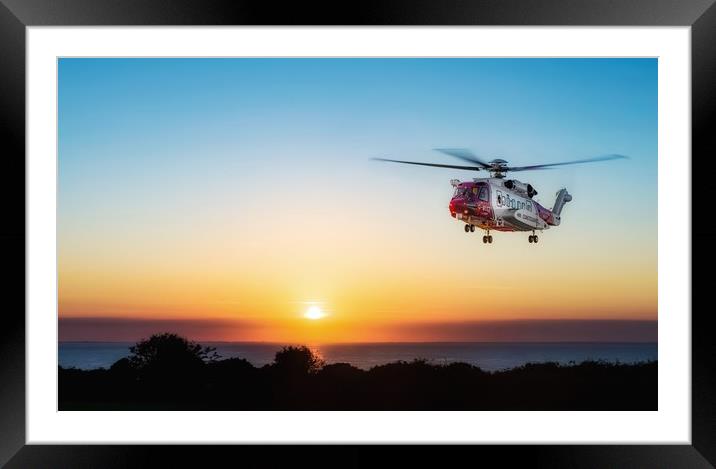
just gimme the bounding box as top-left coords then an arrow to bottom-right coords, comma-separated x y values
535,202 -> 556,225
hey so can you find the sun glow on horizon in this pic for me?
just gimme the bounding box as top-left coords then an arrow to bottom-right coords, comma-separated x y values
304,305 -> 327,320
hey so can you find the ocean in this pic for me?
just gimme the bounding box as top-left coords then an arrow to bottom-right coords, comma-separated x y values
58,341 -> 657,372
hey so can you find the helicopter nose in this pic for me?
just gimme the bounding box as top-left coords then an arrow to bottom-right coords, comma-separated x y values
449,198 -> 464,216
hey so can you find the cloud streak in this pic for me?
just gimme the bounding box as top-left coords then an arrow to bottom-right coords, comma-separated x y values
59,317 -> 657,343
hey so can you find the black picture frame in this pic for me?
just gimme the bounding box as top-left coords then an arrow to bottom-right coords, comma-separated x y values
1,0 -> 712,466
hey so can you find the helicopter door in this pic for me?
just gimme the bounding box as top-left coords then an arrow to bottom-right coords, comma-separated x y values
476,185 -> 492,218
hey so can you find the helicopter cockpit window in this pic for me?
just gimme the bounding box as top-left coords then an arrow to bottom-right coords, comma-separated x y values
478,186 -> 489,201
453,187 -> 468,198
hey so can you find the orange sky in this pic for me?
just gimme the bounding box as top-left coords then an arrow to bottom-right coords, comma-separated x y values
58,211 -> 656,342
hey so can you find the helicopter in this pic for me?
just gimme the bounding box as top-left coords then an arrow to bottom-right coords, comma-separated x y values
374,148 -> 627,244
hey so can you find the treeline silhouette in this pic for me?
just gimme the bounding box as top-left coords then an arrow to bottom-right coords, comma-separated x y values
59,333 -> 657,410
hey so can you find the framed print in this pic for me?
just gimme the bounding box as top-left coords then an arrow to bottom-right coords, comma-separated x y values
2,0 -> 714,466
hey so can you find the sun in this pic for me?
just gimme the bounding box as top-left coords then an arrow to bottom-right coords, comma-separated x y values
304,305 -> 326,320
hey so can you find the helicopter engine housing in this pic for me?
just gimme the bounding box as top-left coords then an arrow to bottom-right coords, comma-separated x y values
503,179 -> 538,198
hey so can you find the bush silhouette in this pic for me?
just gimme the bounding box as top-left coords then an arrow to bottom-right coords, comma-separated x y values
273,345 -> 325,375
109,357 -> 132,372
108,357 -> 136,382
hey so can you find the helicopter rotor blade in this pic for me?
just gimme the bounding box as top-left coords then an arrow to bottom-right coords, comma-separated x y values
372,157 -> 482,171
506,154 -> 628,172
434,148 -> 493,169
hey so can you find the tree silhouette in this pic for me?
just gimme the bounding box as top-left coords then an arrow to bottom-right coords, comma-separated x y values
273,345 -> 325,375
128,332 -> 219,371
127,333 -> 219,398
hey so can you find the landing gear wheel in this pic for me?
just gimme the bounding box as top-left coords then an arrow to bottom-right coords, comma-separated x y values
533,235 -> 539,243
464,224 -> 470,233
469,224 -> 475,232
528,235 -> 534,243
488,235 -> 493,243
482,235 -> 488,244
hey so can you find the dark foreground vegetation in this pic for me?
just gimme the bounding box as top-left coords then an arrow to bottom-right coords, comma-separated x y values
59,333 -> 657,410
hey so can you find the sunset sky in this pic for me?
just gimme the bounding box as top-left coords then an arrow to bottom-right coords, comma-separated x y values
58,58 -> 657,343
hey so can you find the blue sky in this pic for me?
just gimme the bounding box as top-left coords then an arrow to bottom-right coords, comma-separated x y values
58,57 -> 656,211
57,58 -> 657,336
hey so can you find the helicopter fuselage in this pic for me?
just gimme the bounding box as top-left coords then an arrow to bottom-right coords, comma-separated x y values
448,177 -> 560,232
